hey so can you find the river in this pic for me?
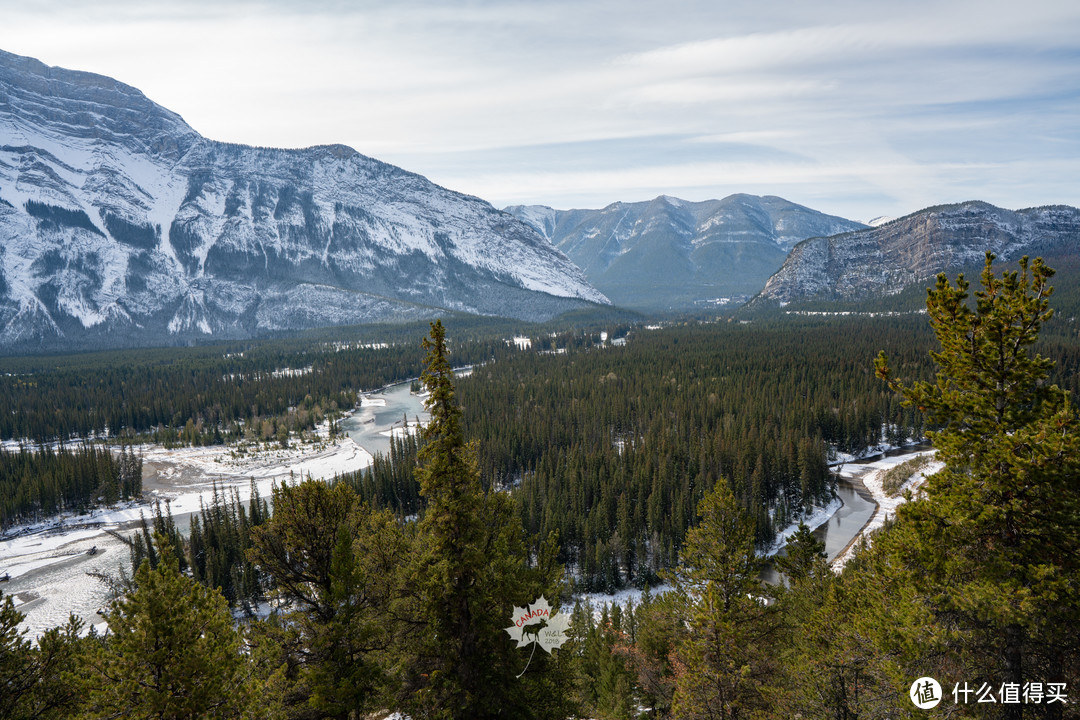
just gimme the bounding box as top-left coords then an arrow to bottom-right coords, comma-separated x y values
340,380 -> 430,457
2,378 -> 430,639
761,443 -> 933,584
4,372 -> 929,636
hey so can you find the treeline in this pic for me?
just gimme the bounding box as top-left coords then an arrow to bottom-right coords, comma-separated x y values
330,317 -> 938,590
0,323 -> 520,444
450,318 -> 935,589
0,445 -> 142,529
120,486 -> 270,614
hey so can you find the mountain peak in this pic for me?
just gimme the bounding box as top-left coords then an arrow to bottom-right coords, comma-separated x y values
0,48 -> 607,352
507,194 -> 865,311
754,201 -> 1080,306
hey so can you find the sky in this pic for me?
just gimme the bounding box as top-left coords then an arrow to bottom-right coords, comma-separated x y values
1,0 -> 1079,223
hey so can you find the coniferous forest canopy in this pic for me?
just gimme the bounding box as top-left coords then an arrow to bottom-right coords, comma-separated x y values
3,257 -> 1080,719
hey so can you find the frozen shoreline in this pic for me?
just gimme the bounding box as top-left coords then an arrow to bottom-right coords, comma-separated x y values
830,450 -> 942,571
1,420 -> 377,638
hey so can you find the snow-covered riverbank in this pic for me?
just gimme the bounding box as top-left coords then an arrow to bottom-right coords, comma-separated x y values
831,450 -> 942,571
1,419 -> 376,638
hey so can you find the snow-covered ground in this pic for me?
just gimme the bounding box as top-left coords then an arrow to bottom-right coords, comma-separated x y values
831,450 -> 942,571
1,420 -> 376,639
575,584 -> 674,620
765,496 -> 845,558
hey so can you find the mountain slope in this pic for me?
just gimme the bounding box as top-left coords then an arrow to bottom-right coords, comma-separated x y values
754,201 -> 1080,306
506,194 -> 865,311
0,48 -> 607,351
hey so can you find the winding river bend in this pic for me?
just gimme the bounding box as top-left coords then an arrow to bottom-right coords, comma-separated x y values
818,444 -> 934,556
340,381 -> 429,457
761,443 -> 932,584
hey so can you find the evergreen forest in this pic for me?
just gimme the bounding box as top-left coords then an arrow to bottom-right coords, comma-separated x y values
2,256 -> 1079,719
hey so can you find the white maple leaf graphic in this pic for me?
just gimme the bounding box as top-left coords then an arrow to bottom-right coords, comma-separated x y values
504,594 -> 570,654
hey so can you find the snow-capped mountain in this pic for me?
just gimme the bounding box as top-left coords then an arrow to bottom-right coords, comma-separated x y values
506,194 -> 865,311
0,48 -> 607,351
754,201 -> 1080,305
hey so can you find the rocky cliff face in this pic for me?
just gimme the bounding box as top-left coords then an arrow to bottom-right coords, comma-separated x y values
755,201 -> 1080,305
0,49 -> 607,351
507,194 -> 864,311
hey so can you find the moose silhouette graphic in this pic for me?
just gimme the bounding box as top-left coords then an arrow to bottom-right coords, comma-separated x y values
522,618 -> 549,642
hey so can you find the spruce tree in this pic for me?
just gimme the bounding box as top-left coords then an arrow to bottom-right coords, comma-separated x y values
82,535 -> 249,719
773,522 -> 827,584
876,253 -> 1080,714
400,320 -> 569,720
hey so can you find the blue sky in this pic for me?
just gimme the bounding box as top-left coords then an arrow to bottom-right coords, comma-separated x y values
1,0 -> 1078,222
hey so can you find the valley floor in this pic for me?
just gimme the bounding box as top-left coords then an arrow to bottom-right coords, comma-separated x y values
2,424 -> 938,639
1,418 -> 374,637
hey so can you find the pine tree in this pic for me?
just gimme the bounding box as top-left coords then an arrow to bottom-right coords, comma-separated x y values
876,253 -> 1080,715
0,591 -> 84,720
82,535 -> 249,719
400,320 -> 569,720
669,481 -> 779,719
248,478 -> 403,718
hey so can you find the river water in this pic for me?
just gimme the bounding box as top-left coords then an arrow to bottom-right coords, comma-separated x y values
761,443 -> 933,584
3,379 -> 429,638
340,381 -> 429,457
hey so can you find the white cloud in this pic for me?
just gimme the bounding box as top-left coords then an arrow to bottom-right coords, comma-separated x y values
0,0 -> 1077,220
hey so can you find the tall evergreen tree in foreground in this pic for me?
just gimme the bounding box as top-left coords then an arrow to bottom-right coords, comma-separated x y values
669,482 -> 779,719
876,253 -> 1080,717
81,535 -> 249,719
399,320 -> 570,720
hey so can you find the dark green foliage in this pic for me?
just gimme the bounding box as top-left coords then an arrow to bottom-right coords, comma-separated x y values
248,478 -> 407,718
81,535 -> 250,719
0,444 -> 141,529
0,591 -> 84,719
100,210 -> 159,249
24,199 -> 103,235
876,253 -> 1080,714
398,320 -> 571,720
187,482 -> 267,612
668,482 -> 780,719
0,321 -> 515,444
128,500 -> 186,577
773,522 -> 827,583
342,431 -> 422,515
6,291 -> 1080,718
453,319 -> 933,588
573,603 -> 639,720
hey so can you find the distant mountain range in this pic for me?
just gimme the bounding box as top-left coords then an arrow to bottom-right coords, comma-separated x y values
506,195 -> 865,311
0,48 -> 607,352
4,49 -> 1078,352
753,201 -> 1080,307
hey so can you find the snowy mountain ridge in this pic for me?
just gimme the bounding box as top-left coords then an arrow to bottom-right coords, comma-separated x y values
754,201 -> 1080,305
0,48 -> 607,351
506,194 -> 866,311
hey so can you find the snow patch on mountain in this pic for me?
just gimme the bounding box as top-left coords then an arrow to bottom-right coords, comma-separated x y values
0,48 -> 607,350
